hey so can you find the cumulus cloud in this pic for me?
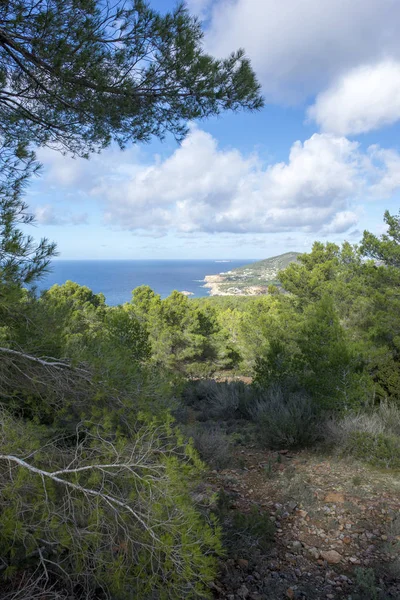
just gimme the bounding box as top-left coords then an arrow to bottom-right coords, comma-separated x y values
202,0 -> 400,102
308,60 -> 400,135
36,145 -> 142,191
35,204 -> 88,226
86,127 -> 400,235
37,127 -> 400,237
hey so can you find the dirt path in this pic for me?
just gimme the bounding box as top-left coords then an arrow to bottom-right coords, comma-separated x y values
206,448 -> 400,599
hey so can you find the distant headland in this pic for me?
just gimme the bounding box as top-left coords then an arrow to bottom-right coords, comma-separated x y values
203,252 -> 300,296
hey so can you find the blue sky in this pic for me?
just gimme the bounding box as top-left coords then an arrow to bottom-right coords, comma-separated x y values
27,0 -> 400,259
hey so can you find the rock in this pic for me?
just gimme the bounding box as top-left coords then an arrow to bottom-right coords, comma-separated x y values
296,509 -> 308,519
237,559 -> 249,570
321,550 -> 342,564
286,588 -> 295,599
343,536 -> 351,544
292,540 -> 303,553
325,492 -> 345,503
308,547 -> 320,559
238,584 -> 250,598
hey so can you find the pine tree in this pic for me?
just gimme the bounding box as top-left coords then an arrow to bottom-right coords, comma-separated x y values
0,0 -> 263,156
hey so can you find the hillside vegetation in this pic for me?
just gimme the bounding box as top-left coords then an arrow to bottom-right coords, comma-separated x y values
2,205 -> 400,598
204,252 -> 300,295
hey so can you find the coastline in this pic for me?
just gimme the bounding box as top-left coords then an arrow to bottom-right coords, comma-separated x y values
203,274 -> 230,296
203,274 -> 268,296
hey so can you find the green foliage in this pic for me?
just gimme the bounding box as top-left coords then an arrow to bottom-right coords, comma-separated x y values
0,411 -> 222,598
279,242 -> 344,303
353,567 -> 379,600
254,338 -> 301,389
360,209 -> 400,268
0,0 -> 263,155
275,232 -> 400,407
343,431 -> 400,469
0,139 -> 56,324
298,296 -> 370,409
129,286 -> 237,376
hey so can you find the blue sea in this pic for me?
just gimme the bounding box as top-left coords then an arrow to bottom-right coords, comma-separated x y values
38,260 -> 256,306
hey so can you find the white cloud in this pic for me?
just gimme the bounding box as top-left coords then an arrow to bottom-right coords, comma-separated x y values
35,204 -> 88,226
202,0 -> 400,102
37,128 -> 400,237
36,148 -> 83,186
367,145 -> 400,197
36,145 -> 142,191
84,127 -> 400,235
308,60 -> 400,135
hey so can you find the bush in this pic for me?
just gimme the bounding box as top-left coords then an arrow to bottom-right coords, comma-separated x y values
182,379 -> 252,420
353,567 -> 379,600
344,431 -> 400,469
248,384 -> 319,449
186,423 -> 234,469
0,409 -> 222,599
324,401 -> 400,468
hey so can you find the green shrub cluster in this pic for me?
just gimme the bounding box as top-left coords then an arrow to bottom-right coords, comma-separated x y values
344,431 -> 400,469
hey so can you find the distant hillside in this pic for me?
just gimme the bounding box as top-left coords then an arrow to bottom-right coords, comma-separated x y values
203,252 -> 300,296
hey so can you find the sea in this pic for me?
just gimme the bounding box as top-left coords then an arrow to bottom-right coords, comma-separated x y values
37,259 -> 256,306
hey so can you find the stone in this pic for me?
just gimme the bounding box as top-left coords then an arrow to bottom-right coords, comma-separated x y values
292,540 -> 303,553
343,536 -> 351,544
237,559 -> 249,570
286,588 -> 295,599
321,550 -> 342,564
325,492 -> 345,503
308,547 -> 320,559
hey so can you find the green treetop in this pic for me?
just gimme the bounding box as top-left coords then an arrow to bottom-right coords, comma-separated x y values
360,209 -> 400,268
0,0 -> 263,156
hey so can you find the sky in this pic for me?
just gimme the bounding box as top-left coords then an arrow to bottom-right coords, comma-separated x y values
27,0 -> 400,259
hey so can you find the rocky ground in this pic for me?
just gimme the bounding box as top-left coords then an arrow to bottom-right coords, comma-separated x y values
203,448 -> 400,599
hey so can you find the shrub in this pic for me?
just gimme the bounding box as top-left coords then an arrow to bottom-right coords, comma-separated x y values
182,379 -> 252,420
187,424 -> 234,469
344,431 -> 400,469
353,567 -> 379,600
324,401 -> 400,468
248,384 -> 319,449
0,409 -> 222,599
